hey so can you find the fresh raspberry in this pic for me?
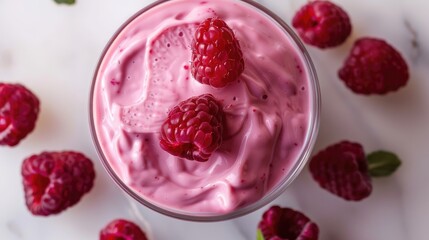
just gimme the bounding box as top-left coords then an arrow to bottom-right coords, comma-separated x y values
258,206 -> 319,240
292,1 -> 351,48
21,151 -> 95,216
0,83 -> 40,146
309,141 -> 372,201
191,18 -> 244,88
338,37 -> 409,94
100,219 -> 148,240
159,94 -> 225,162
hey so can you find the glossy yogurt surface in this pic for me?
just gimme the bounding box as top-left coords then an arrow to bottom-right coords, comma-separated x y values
92,0 -> 314,215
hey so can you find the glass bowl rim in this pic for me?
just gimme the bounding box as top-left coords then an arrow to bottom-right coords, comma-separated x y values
89,0 -> 321,222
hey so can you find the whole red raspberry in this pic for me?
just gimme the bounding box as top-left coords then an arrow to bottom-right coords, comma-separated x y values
309,141 -> 372,201
21,151 -> 95,216
338,37 -> 409,94
0,83 -> 40,146
258,206 -> 319,240
159,94 -> 225,162
292,0 -> 351,48
100,219 -> 148,240
191,18 -> 244,88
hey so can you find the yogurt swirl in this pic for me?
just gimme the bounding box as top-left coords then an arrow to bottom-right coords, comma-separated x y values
93,0 -> 311,214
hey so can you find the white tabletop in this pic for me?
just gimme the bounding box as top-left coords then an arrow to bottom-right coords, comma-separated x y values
1,0 -> 428,239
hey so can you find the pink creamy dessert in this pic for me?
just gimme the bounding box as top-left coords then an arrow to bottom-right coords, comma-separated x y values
91,0 -> 318,216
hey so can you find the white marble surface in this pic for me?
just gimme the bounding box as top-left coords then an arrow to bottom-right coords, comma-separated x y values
1,0 -> 428,239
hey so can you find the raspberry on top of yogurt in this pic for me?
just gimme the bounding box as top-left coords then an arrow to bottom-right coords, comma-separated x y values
191,18 -> 244,88
159,94 -> 226,162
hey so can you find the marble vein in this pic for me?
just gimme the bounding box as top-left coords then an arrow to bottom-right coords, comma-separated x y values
6,221 -> 23,239
404,18 -> 421,62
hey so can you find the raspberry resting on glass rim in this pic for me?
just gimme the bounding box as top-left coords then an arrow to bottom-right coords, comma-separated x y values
191,17 -> 244,88
338,37 -> 409,94
0,83 -> 40,146
159,94 -> 225,162
21,151 -> 95,216
258,205 -> 319,240
292,0 -> 351,48
100,219 -> 148,240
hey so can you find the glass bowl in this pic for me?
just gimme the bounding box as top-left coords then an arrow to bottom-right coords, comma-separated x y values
90,0 -> 320,222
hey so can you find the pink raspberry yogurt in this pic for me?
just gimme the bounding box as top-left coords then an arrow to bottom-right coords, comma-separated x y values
91,0 -> 319,219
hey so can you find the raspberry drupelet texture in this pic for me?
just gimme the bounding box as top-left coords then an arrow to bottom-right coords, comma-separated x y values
309,141 -> 372,201
100,219 -> 148,240
159,94 -> 225,162
338,37 -> 409,94
292,0 -> 351,48
0,83 -> 40,146
21,151 -> 95,216
191,18 -> 244,88
258,206 -> 319,240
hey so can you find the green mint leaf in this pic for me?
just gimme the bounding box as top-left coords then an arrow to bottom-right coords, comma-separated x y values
367,150 -> 401,177
256,229 -> 265,240
54,0 -> 76,5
